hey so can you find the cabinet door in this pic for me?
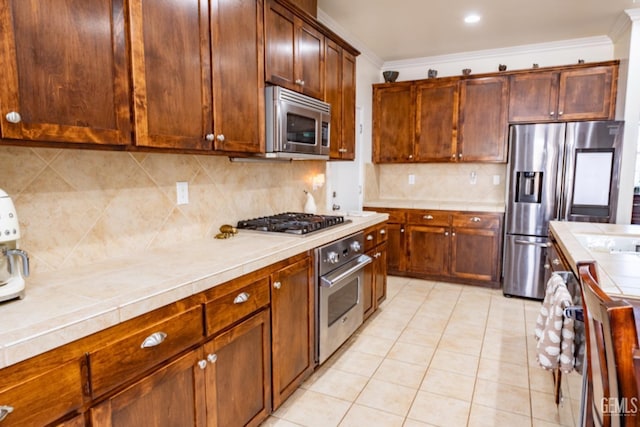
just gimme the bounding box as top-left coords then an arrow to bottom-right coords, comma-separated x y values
128,0 -> 212,150
450,227 -> 500,282
211,0 -> 265,153
363,247 -> 376,320
325,39 -> 343,159
406,225 -> 449,276
204,310 -> 271,427
270,257 -> 314,409
374,243 -> 387,306
508,72 -> 558,122
264,1 -> 296,89
90,349 -> 207,427
54,414 -> 86,427
558,66 -> 616,121
373,84 -> 415,163
340,50 -> 357,160
385,222 -> 405,274
415,80 -> 459,162
296,21 -> 324,99
458,77 -> 508,162
0,0 -> 131,145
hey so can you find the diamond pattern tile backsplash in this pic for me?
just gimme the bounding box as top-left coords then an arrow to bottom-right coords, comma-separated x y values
0,146 -> 326,273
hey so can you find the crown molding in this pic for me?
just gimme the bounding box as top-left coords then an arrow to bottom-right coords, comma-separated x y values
316,9 -> 384,69
610,11 -> 632,43
382,36 -> 613,70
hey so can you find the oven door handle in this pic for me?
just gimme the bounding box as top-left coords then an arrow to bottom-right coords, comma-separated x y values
320,254 -> 372,288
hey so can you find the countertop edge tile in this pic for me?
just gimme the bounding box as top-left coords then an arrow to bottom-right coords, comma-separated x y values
364,200 -> 506,213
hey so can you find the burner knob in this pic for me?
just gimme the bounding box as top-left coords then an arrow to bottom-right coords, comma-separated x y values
326,251 -> 339,264
350,241 -> 361,252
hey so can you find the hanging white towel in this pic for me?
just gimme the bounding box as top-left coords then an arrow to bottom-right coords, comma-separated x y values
535,273 -> 576,373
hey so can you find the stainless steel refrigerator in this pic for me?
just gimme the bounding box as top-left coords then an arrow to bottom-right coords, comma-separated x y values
503,121 -> 624,299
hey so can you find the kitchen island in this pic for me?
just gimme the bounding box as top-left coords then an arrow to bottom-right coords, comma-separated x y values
550,220 -> 640,299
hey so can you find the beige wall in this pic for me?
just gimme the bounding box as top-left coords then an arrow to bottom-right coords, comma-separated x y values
0,146 -> 326,273
365,163 -> 506,204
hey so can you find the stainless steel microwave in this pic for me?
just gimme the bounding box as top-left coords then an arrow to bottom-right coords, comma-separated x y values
265,86 -> 330,160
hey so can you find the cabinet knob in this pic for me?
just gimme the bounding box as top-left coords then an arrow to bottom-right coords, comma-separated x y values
451,154 -> 456,159
544,263 -> 551,270
366,234 -> 374,241
198,360 -> 208,370
445,231 -> 449,236
207,353 -> 218,364
140,331 -> 167,348
400,228 -> 405,233
0,406 -> 14,422
458,153 -> 462,159
423,215 -> 433,220
470,217 -> 481,222
295,79 -> 305,86
408,154 -> 413,159
205,133 -> 215,141
549,111 -> 555,116
216,134 -> 225,142
552,258 -> 561,266
379,229 -> 386,235
233,292 -> 250,304
5,112 -> 21,124
452,232 -> 456,236
558,111 -> 563,116
273,281 -> 282,289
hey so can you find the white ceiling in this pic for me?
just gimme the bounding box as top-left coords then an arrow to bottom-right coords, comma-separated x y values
316,0 -> 638,63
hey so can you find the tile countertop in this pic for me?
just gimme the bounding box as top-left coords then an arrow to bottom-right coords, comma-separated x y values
0,213 -> 388,369
364,199 -> 505,213
550,221 -> 640,300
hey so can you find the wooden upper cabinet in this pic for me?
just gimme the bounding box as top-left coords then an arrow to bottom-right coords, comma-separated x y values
325,40 -> 356,160
508,63 -> 617,122
128,0 -> 213,151
211,0 -> 265,153
0,0 -> 131,145
265,0 -> 324,99
558,66 -> 616,121
458,76 -> 508,162
415,80 -> 459,162
373,84 -> 415,163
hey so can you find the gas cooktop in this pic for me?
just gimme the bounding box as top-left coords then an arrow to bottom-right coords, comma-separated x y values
236,212 -> 348,235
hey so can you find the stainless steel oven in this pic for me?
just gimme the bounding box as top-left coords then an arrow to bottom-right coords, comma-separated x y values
315,232 -> 372,364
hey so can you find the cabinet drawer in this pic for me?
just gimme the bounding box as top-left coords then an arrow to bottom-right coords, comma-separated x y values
377,223 -> 389,244
407,210 -> 450,226
205,277 -> 270,336
89,305 -> 203,398
452,213 -> 501,229
0,359 -> 84,426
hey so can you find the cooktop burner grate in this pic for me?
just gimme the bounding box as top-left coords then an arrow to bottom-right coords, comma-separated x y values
236,212 -> 347,235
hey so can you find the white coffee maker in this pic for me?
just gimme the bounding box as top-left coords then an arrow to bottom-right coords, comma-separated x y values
0,189 -> 29,302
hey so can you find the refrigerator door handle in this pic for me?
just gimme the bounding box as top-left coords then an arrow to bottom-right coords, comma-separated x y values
514,239 -> 550,248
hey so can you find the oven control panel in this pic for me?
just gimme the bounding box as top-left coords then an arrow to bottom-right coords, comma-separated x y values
317,232 -> 364,275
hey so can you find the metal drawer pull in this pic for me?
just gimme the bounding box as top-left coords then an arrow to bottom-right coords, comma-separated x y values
423,215 -> 433,220
140,331 -> 167,348
379,229 -> 386,235
198,360 -> 208,370
0,406 -> 13,422
207,353 -> 217,364
470,217 -> 481,222
552,258 -> 561,266
366,234 -> 374,241
273,281 -> 282,289
233,292 -> 250,304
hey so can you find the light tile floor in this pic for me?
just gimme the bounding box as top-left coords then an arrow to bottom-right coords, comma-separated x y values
264,276 -> 584,427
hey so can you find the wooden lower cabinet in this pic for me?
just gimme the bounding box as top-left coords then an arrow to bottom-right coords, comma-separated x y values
368,207 -> 503,287
90,348 -> 207,427
363,224 -> 388,320
270,257 -> 314,409
203,309 -> 271,427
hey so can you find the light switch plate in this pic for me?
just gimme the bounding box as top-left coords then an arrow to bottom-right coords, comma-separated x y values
493,175 -> 500,185
176,182 -> 189,205
408,174 -> 415,185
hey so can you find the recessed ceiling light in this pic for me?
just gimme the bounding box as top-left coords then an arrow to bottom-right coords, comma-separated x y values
464,14 -> 481,24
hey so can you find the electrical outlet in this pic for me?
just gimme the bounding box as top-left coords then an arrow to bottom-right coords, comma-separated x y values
176,182 -> 189,205
493,175 -> 501,185
408,174 -> 415,185
469,171 -> 477,185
